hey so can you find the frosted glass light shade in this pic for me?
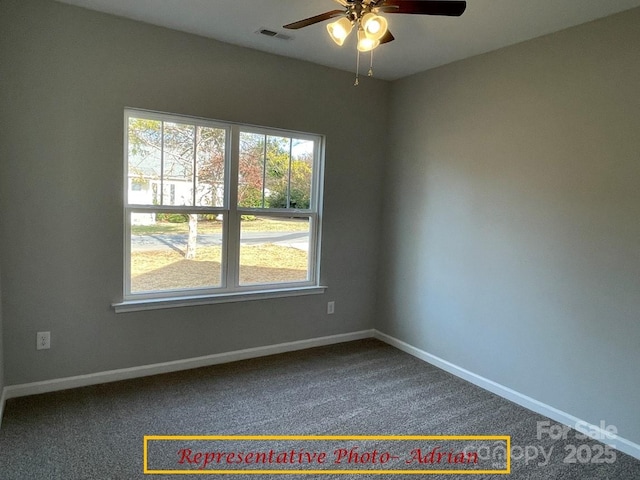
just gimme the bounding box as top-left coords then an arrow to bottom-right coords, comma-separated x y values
327,17 -> 353,46
361,13 -> 388,41
357,29 -> 380,52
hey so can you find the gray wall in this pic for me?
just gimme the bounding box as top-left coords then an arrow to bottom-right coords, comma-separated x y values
0,0 -> 388,385
378,8 -> 640,445
0,270 -> 4,398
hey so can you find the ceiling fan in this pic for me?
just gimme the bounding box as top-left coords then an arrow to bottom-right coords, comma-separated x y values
283,0 -> 467,83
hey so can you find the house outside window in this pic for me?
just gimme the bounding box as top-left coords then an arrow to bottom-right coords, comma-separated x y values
121,109 -> 325,308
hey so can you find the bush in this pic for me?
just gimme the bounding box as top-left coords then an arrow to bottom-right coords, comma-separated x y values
157,213 -> 188,223
267,190 -> 310,209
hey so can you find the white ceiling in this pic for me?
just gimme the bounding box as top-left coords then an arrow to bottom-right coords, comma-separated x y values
56,0 -> 640,80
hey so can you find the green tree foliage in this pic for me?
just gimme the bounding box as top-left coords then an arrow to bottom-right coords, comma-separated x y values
238,132 -> 266,208
239,133 -> 312,209
267,153 -> 312,209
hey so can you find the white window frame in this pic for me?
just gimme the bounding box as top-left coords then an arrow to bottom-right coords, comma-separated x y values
114,109 -> 326,312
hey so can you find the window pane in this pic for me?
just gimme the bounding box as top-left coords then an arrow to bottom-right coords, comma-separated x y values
238,132 -> 265,208
239,215 -> 310,285
237,132 -> 314,210
128,117 -> 161,206
163,122 -> 195,206
130,212 -> 223,293
265,136 -> 291,208
196,126 -> 226,207
290,138 -> 314,209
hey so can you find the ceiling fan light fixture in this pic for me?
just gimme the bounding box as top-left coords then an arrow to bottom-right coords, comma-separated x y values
360,12 -> 388,41
327,17 -> 353,46
283,0 -> 468,85
357,29 -> 380,52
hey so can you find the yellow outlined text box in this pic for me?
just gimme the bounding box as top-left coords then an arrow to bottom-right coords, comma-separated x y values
144,435 -> 511,475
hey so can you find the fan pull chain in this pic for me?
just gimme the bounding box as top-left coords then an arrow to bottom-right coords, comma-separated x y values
354,50 -> 360,86
368,49 -> 374,77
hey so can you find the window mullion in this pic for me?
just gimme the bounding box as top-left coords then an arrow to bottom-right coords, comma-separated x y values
261,135 -> 267,209
160,121 -> 165,206
307,140 -> 321,283
225,125 -> 241,289
287,138 -> 293,208
192,125 -> 197,206
124,113 -> 132,296
309,212 -> 319,283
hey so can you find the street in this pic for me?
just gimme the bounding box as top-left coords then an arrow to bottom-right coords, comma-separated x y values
131,231 -> 309,251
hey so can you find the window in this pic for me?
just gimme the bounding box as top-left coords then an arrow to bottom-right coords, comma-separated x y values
120,109 -> 324,308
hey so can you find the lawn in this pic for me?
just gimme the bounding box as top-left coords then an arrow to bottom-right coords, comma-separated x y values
131,244 -> 308,292
131,216 -> 308,236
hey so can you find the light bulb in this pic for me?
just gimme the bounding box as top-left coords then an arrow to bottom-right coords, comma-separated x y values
357,29 -> 379,52
366,19 -> 381,34
327,17 -> 353,46
360,13 -> 388,41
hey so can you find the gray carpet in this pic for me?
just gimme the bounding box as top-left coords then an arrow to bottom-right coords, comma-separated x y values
0,339 -> 639,479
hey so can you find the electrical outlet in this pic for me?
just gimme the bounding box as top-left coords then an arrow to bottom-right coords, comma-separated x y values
327,301 -> 335,315
36,331 -> 50,350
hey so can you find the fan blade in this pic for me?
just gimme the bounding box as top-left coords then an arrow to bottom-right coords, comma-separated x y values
380,0 -> 466,16
380,30 -> 395,44
283,10 -> 345,29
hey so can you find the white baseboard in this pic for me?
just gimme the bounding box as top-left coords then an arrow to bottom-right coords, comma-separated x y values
373,330 -> 640,461
3,330 -> 374,400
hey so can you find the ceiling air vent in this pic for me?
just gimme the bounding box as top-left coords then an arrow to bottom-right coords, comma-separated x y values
256,28 -> 292,41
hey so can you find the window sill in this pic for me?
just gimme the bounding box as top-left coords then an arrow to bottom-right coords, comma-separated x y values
112,286 -> 328,313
